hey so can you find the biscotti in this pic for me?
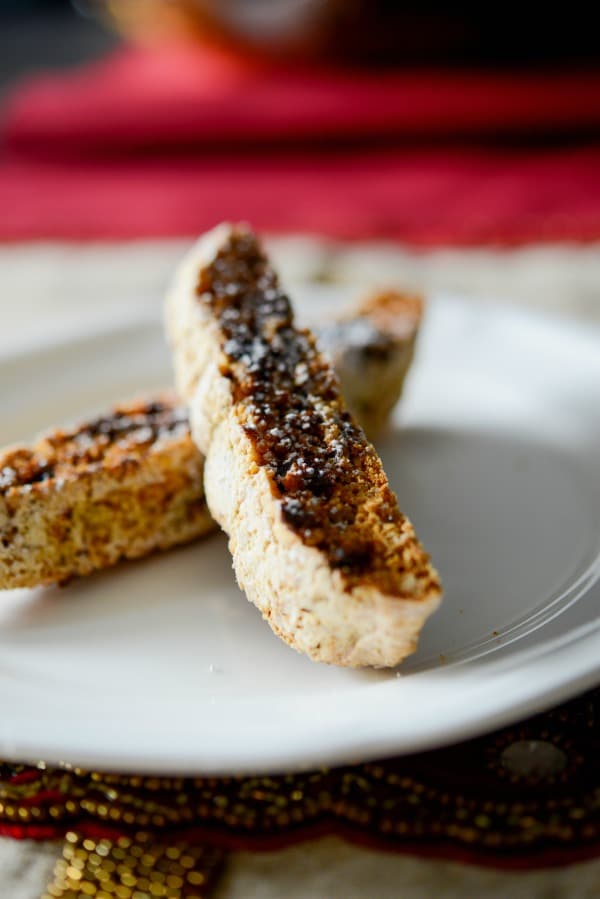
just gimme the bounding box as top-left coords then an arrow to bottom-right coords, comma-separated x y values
166,224 -> 441,667
0,397 -> 212,588
0,290 -> 421,590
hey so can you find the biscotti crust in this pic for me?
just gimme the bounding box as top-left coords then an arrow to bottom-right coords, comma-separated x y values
0,291 -> 421,590
167,224 -> 442,667
193,228 -> 436,600
0,396 -> 213,588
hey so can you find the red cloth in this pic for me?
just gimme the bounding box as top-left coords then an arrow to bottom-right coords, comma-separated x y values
2,44 -> 600,243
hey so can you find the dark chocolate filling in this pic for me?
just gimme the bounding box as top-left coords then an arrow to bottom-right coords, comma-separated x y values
195,228 -> 427,596
66,401 -> 188,445
0,399 -> 188,492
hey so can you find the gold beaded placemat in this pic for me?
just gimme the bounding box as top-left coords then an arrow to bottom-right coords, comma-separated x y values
1,688 -> 599,898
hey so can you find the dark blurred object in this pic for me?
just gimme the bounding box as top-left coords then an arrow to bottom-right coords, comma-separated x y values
0,0 -> 68,10
92,0 -> 600,66
0,0 -> 116,98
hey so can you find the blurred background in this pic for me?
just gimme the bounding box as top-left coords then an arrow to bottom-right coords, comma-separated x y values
0,0 -> 599,345
3,1 -> 600,77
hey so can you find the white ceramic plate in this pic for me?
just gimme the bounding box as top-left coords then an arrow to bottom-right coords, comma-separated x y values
0,293 -> 599,774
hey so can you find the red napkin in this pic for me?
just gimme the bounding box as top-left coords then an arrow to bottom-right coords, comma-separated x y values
2,43 -> 600,243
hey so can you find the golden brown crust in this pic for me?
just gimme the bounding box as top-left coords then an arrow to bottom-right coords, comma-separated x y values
0,395 -> 213,589
0,294 -> 421,591
0,395 -> 189,494
166,223 -> 442,666
193,227 -> 439,600
353,289 -> 423,340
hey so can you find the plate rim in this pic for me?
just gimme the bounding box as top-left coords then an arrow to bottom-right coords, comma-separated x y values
1,295 -> 599,774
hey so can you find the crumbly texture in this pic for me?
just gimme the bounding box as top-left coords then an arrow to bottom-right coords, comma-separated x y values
320,290 -> 422,440
0,293 -> 419,591
0,396 -> 213,589
166,223 -> 441,667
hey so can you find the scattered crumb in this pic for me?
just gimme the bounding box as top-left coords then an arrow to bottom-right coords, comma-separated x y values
438,653 -> 448,664
208,664 -> 225,675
